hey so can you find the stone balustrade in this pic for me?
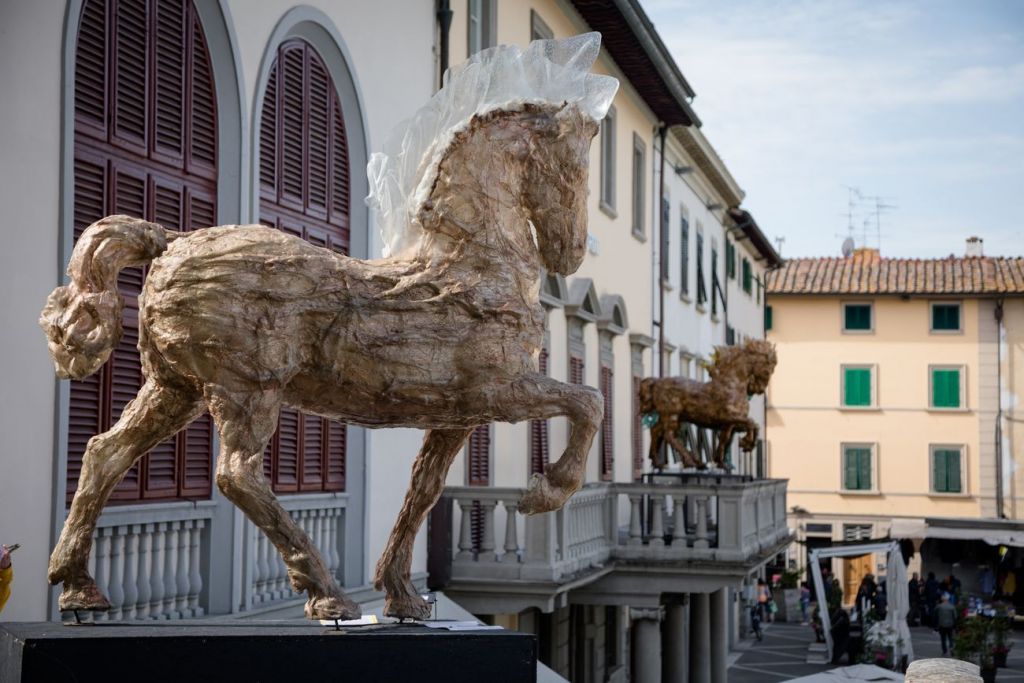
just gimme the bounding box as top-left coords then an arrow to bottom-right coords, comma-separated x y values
85,502 -> 215,621
443,476 -> 789,584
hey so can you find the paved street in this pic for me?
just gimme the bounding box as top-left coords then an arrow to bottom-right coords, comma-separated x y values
728,621 -> 1024,682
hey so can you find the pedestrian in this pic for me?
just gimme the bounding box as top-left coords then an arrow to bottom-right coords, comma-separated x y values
800,581 -> 811,624
830,605 -> 851,665
874,583 -> 887,620
757,578 -> 770,622
0,544 -> 13,615
924,572 -> 940,625
934,593 -> 957,656
908,572 -> 922,626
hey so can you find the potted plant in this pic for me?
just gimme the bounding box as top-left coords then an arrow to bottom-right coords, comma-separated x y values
954,617 -> 997,683
991,612 -> 1013,668
775,569 -> 801,622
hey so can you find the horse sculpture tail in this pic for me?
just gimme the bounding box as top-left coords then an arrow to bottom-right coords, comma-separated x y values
39,215 -> 180,380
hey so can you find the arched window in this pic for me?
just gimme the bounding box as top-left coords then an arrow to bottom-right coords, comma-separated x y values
69,0 -> 218,504
259,39 -> 348,493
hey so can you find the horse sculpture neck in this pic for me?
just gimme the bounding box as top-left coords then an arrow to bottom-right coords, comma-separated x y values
405,107 -> 554,307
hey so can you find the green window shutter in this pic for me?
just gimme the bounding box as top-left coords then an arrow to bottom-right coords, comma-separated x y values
844,304 -> 871,331
844,367 -> 872,407
857,449 -> 872,490
933,304 -> 960,331
933,449 -> 962,493
742,259 -> 752,293
766,306 -> 773,331
932,369 -> 961,408
844,449 -> 858,490
947,451 -> 962,492
844,447 -> 871,490
933,449 -> 948,492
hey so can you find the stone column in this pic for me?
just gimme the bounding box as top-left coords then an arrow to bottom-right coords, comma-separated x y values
710,589 -> 729,683
689,592 -> 711,683
631,608 -> 662,683
663,601 -> 687,683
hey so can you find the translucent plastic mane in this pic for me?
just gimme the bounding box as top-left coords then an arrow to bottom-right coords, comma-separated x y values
367,32 -> 619,257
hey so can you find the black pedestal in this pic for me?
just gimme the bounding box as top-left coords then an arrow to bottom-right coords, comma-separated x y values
0,621 -> 537,683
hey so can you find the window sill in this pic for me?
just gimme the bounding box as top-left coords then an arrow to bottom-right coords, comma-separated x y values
928,491 -> 971,499
696,303 -> 707,315
929,329 -> 964,335
838,406 -> 880,412
840,489 -> 881,496
841,329 -> 875,335
660,278 -> 673,292
680,292 -> 691,304
928,407 -> 970,413
711,314 -> 721,323
632,229 -> 646,244
599,200 -> 617,219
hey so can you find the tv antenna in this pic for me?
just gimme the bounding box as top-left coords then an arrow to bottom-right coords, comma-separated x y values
774,236 -> 785,256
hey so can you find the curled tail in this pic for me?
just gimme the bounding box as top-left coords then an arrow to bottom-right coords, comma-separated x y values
39,215 -> 180,379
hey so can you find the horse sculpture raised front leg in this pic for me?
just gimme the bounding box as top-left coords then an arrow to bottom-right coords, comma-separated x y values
375,375 -> 602,618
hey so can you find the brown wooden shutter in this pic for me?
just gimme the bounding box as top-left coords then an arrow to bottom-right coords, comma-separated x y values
69,0 -> 217,505
529,347 -> 549,475
259,38 -> 350,494
468,425 -> 491,554
600,365 -> 614,481
570,356 -> 585,385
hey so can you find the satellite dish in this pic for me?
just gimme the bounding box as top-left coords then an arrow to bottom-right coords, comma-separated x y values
841,237 -> 855,258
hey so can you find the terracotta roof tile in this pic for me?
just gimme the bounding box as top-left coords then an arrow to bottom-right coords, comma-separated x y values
767,252 -> 1024,296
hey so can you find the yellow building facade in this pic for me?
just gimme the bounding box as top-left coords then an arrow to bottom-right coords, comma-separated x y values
767,247 -> 1024,596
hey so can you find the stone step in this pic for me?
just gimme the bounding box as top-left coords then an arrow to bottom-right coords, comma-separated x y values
806,642 -> 829,664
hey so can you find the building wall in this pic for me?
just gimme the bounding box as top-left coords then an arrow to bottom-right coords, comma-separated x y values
768,295 -> 986,520
0,0 -> 434,621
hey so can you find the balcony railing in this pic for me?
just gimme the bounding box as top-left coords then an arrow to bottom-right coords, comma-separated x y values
441,476 -> 789,586
85,502 -> 215,621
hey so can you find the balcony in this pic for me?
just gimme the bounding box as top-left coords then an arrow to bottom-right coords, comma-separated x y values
436,476 -> 791,613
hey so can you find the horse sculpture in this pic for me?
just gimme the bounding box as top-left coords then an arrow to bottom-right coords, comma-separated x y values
40,35 -> 618,621
638,339 -> 777,470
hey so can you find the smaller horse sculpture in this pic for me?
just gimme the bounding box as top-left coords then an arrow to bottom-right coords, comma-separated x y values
639,339 -> 776,470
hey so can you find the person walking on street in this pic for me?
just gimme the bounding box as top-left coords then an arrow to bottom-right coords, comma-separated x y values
934,593 -> 958,656
924,572 -> 940,625
757,578 -> 771,623
800,581 -> 811,624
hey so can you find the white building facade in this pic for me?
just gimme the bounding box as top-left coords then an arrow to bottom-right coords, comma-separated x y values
0,1 -> 787,681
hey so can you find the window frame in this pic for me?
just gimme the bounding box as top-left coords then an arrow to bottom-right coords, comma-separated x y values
929,364 -> 966,411
599,105 -> 616,216
529,9 -> 554,41
841,301 -> 874,334
467,0 -> 496,56
679,204 -> 690,299
631,133 -> 646,240
765,305 -> 773,331
929,444 -> 966,496
840,364 -> 877,409
741,257 -> 752,294
840,442 -> 878,494
930,301 -> 963,334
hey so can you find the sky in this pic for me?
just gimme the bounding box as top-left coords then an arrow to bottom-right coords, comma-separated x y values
643,0 -> 1024,259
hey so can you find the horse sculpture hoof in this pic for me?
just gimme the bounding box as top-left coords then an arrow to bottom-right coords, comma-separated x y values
305,593 -> 361,621
383,591 -> 431,621
58,581 -> 111,612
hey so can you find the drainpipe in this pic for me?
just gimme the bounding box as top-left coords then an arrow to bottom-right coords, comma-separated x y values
657,123 -> 667,377
996,299 -> 1005,518
436,0 -> 453,90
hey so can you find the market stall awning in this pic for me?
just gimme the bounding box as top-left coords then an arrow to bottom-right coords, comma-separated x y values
889,517 -> 1024,548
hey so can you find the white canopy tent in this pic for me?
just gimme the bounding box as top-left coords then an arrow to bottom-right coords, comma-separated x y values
809,541 -> 913,668
889,517 -> 1024,547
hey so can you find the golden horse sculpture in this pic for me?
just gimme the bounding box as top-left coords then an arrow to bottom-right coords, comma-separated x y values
639,339 -> 777,470
39,34 -> 618,620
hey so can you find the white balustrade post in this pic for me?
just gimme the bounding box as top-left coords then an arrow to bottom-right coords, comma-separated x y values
694,497 -> 710,549
254,524 -> 268,603
108,527 -> 126,621
136,524 -> 152,619
672,493 -> 687,546
456,500 -> 474,560
328,508 -> 341,581
163,521 -> 179,618
175,520 -> 190,617
501,500 -> 519,562
478,501 -> 498,562
122,525 -> 139,620
189,519 -> 204,616
93,529 -> 111,622
650,495 -> 666,547
149,522 -> 166,618
628,495 -> 643,546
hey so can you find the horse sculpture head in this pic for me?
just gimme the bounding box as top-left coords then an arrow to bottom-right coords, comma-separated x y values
739,339 -> 777,395
368,33 -> 617,275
